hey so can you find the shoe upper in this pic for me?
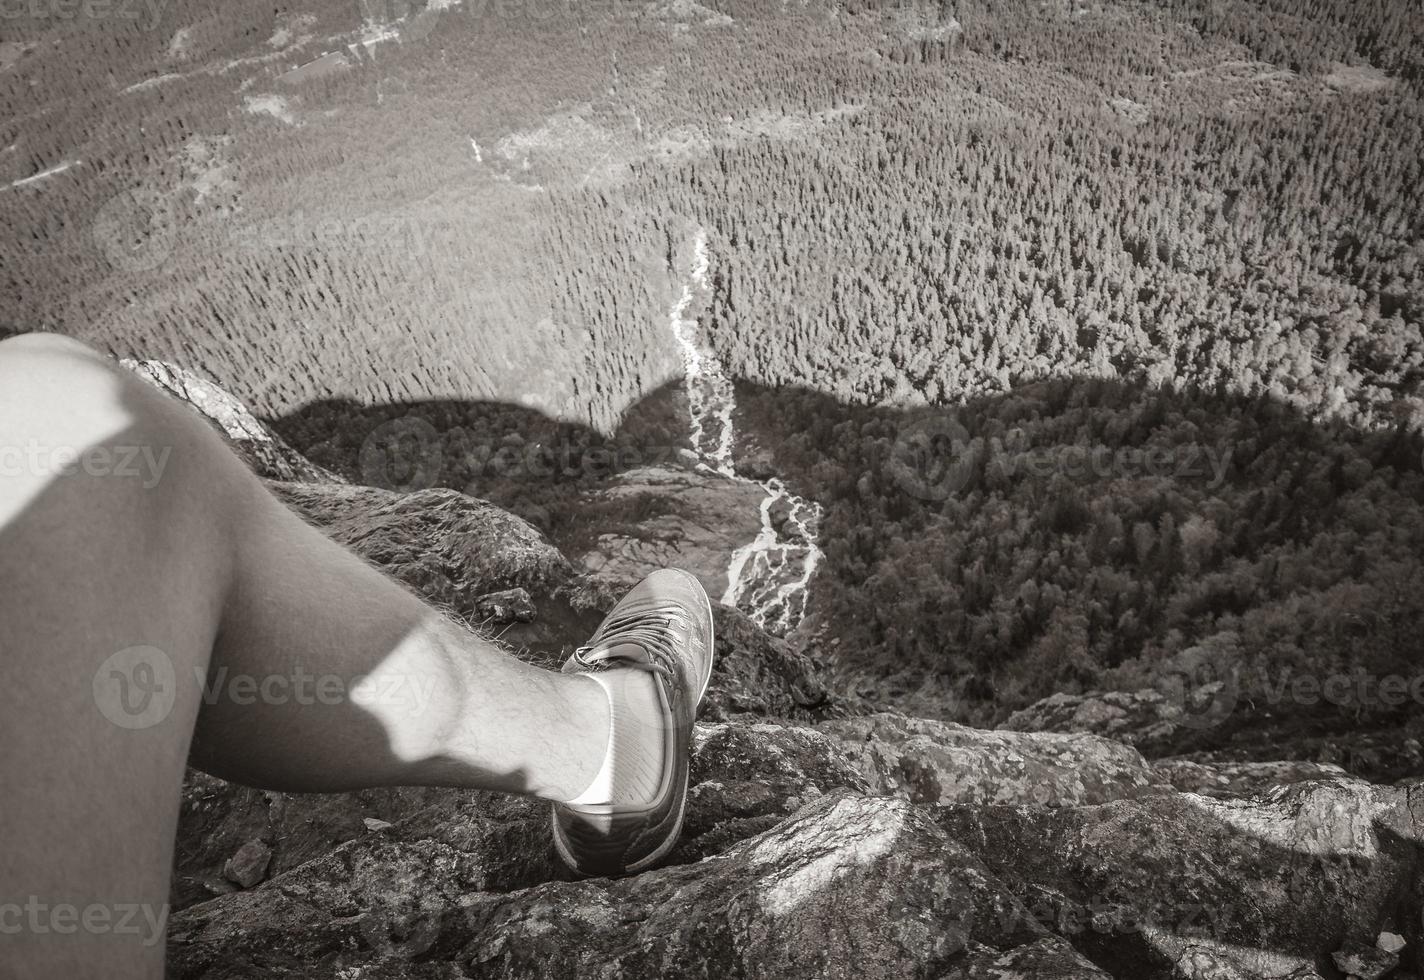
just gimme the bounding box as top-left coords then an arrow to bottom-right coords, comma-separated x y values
552,568 -> 715,877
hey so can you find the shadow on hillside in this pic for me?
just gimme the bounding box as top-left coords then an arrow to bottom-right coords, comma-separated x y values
267,371 -> 1424,778
268,380 -> 687,543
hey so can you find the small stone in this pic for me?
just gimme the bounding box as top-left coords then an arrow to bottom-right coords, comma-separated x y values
222,839 -> 273,889
362,817 -> 393,832
1331,942 -> 1398,980
474,587 -> 536,624
1376,931 -> 1406,954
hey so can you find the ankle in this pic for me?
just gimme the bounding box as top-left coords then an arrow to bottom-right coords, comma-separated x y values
556,673 -> 612,802
563,667 -> 666,807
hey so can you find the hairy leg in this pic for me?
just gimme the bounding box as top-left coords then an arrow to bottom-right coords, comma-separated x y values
0,334 -> 608,978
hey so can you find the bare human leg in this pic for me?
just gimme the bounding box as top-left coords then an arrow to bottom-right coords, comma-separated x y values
0,333 -> 612,979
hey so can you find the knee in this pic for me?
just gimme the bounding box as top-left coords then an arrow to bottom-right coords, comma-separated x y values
0,330 -> 109,368
0,333 -> 195,493
0,332 -> 118,410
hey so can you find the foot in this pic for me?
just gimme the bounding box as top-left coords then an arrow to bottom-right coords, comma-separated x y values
551,568 -> 715,877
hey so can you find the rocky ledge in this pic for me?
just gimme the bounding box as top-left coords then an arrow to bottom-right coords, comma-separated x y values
140,361 -> 1424,980
576,462 -> 766,602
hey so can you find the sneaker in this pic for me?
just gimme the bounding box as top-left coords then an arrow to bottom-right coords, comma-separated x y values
551,568 -> 715,877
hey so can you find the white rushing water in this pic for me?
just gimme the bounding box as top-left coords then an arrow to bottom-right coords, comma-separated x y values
668,228 -> 824,635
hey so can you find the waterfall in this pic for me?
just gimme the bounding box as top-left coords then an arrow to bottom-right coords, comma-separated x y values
667,227 -> 823,635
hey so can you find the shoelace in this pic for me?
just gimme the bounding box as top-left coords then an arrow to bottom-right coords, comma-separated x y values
572,601 -> 688,700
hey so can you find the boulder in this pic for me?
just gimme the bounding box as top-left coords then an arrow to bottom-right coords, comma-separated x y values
268,481 -> 577,641
1151,758 -> 1352,799
448,794 -> 1093,980
169,722 -> 886,977
171,792 -> 1112,979
1179,728 -> 1424,785
820,713 -> 1164,806
703,604 -> 835,721
271,482 -> 573,605
1005,692 -> 1424,783
1002,689 -> 1185,751
474,587 -> 537,624
222,840 -> 273,888
935,778 -> 1424,978
577,464 -> 765,601
1332,942 -> 1400,980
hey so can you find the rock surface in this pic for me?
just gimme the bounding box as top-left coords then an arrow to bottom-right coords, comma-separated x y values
1151,758 -> 1353,799
124,359 -> 341,483
1003,689 -> 1188,751
171,708 -> 1424,978
820,713 -> 1167,807
577,464 -> 765,601
169,722 -> 879,975
1008,688 -> 1424,783
222,840 -> 273,889
936,777 -> 1424,979
172,772 -> 463,911
474,587 -> 537,624
172,791 -> 1121,980
271,482 -> 574,614
1333,942 -> 1400,980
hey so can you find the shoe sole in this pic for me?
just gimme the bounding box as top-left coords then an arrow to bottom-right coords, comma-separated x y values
551,569 -> 716,877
